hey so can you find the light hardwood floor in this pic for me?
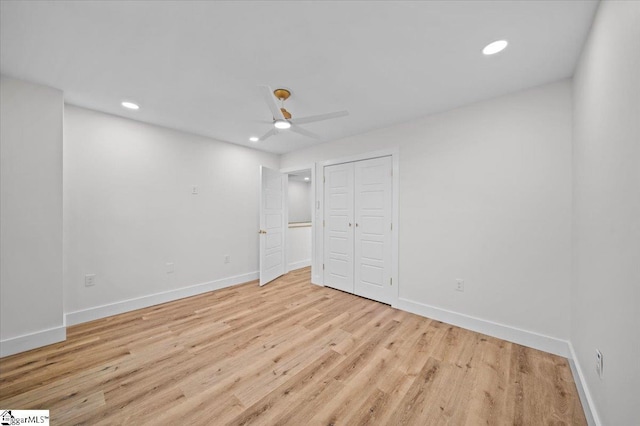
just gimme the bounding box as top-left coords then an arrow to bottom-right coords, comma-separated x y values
0,267 -> 586,425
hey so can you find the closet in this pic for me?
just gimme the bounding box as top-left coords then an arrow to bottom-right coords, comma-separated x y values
323,156 -> 393,304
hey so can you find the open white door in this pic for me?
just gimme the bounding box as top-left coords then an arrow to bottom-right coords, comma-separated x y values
259,166 -> 286,286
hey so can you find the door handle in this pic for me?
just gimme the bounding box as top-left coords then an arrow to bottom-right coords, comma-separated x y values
349,222 -> 352,227
258,229 -> 267,234
355,223 -> 359,227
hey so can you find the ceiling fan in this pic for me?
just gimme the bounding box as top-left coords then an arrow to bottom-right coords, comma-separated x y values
257,86 -> 349,142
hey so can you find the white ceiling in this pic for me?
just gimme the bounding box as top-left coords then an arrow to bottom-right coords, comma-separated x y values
0,1 -> 598,154
289,170 -> 312,183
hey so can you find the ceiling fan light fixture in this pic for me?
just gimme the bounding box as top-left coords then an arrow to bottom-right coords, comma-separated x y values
482,40 -> 508,55
274,119 -> 291,130
121,101 -> 139,110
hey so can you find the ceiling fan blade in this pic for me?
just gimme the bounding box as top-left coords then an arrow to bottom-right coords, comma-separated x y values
289,110 -> 349,125
258,128 -> 278,142
259,85 -> 285,120
290,124 -> 321,140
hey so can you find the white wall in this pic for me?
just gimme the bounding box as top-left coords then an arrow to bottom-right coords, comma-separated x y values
64,106 -> 279,319
572,1 -> 640,424
287,226 -> 312,271
288,180 -> 311,223
1,76 -> 65,356
282,80 -> 573,343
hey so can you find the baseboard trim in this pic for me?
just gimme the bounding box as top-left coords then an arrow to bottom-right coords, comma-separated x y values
288,259 -> 311,272
0,325 -> 66,358
65,271 -> 258,326
568,342 -> 601,426
393,297 -> 570,358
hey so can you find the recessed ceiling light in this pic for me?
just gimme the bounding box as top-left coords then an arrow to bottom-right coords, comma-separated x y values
274,120 -> 291,130
121,101 -> 139,110
304,177 -> 310,181
482,40 -> 508,55
249,136 -> 259,142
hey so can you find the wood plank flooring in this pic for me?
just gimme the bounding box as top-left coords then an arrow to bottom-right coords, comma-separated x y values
0,267 -> 586,425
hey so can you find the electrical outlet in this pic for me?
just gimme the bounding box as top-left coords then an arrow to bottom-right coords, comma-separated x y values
596,349 -> 603,378
85,274 -> 96,287
192,185 -> 198,195
166,262 -> 174,274
224,255 -> 230,264
455,279 -> 464,292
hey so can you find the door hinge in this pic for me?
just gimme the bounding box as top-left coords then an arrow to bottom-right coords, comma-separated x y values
323,176 -> 326,183
390,222 -> 393,231
390,277 -> 393,286
323,264 -> 325,270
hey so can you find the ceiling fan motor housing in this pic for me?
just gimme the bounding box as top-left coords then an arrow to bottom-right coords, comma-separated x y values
280,108 -> 292,119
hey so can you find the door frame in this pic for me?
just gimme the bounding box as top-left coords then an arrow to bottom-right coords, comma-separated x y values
316,149 -> 400,304
280,164 -> 316,277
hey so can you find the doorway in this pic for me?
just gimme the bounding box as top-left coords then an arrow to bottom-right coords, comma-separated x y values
286,169 -> 313,272
259,165 -> 315,287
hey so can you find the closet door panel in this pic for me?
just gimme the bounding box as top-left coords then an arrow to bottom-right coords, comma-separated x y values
323,163 -> 354,293
354,156 -> 392,303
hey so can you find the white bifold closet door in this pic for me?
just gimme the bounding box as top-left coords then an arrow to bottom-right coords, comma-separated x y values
353,157 -> 393,303
323,162 -> 355,293
324,156 -> 393,304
